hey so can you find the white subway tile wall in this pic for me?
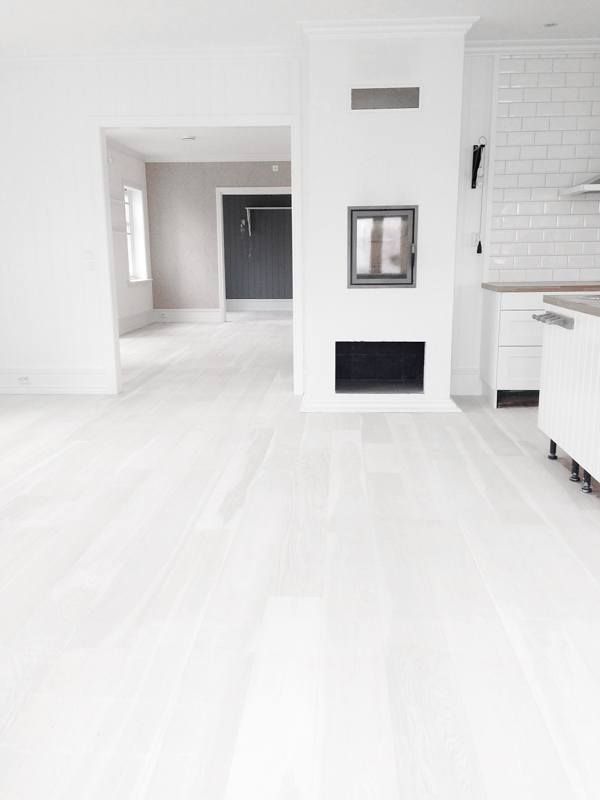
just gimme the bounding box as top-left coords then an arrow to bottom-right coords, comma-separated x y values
489,54 -> 600,282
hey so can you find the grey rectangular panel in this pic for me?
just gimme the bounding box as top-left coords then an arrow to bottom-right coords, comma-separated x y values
223,194 -> 293,300
351,87 -> 420,110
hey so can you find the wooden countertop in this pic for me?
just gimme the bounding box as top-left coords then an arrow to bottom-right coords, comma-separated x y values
482,281 -> 600,293
543,293 -> 600,318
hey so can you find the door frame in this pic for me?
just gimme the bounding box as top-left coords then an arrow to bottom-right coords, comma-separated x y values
95,115 -> 303,397
215,186 -> 293,322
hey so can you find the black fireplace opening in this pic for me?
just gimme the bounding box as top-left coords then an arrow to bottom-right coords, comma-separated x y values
335,341 -> 425,394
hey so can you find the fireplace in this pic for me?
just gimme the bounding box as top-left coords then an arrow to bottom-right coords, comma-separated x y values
335,341 -> 425,394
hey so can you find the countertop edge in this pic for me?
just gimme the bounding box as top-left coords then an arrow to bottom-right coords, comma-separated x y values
482,281 -> 600,293
543,294 -> 600,319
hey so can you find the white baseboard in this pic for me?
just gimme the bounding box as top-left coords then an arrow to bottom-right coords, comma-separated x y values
0,369 -> 117,395
153,308 -> 223,323
451,367 -> 483,396
226,299 -> 293,312
119,310 -> 154,334
301,394 -> 461,413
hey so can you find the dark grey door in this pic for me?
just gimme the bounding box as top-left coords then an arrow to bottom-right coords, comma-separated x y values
223,194 -> 292,299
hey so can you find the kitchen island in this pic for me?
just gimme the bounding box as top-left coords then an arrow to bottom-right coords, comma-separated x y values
537,294 -> 600,493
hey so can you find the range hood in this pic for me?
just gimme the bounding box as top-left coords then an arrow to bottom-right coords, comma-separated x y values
562,175 -> 600,196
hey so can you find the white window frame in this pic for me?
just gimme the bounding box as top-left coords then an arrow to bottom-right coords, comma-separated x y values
123,184 -> 151,283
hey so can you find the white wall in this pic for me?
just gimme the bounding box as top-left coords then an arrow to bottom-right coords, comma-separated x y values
301,25 -> 470,411
107,143 -> 154,334
452,54 -> 495,395
489,53 -> 600,282
5,38 -> 594,400
0,52 -> 294,393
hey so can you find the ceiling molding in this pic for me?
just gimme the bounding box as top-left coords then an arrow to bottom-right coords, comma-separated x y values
466,37 -> 600,55
300,17 -> 479,40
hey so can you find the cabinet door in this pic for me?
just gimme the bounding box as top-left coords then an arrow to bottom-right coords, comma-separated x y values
499,310 -> 544,347
497,346 -> 542,390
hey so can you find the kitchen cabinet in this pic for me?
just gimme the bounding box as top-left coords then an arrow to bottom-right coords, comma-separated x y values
480,282 -> 600,407
538,294 -> 600,491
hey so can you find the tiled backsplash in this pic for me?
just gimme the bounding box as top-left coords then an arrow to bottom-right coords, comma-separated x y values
488,54 -> 600,282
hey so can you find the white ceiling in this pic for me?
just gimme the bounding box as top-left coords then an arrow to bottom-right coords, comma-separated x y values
2,0 -> 599,56
106,126 -> 291,163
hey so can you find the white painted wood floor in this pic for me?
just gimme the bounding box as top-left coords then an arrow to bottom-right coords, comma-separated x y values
2,318 -> 600,798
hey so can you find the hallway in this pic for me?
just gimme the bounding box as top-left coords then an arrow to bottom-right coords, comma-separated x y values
2,319 -> 600,798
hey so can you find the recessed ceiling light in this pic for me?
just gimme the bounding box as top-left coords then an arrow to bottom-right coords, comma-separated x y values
544,22 -> 558,27
181,135 -> 196,141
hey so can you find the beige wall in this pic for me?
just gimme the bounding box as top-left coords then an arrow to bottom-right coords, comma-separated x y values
146,161 -> 291,309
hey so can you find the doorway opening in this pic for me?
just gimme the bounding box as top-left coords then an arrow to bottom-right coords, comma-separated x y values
100,124 -> 297,392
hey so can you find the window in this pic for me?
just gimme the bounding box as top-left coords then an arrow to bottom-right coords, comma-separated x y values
348,206 -> 418,288
123,185 -> 149,281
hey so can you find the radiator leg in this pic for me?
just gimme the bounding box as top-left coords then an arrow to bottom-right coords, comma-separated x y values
570,460 -> 581,482
548,439 -> 558,460
582,471 -> 593,494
